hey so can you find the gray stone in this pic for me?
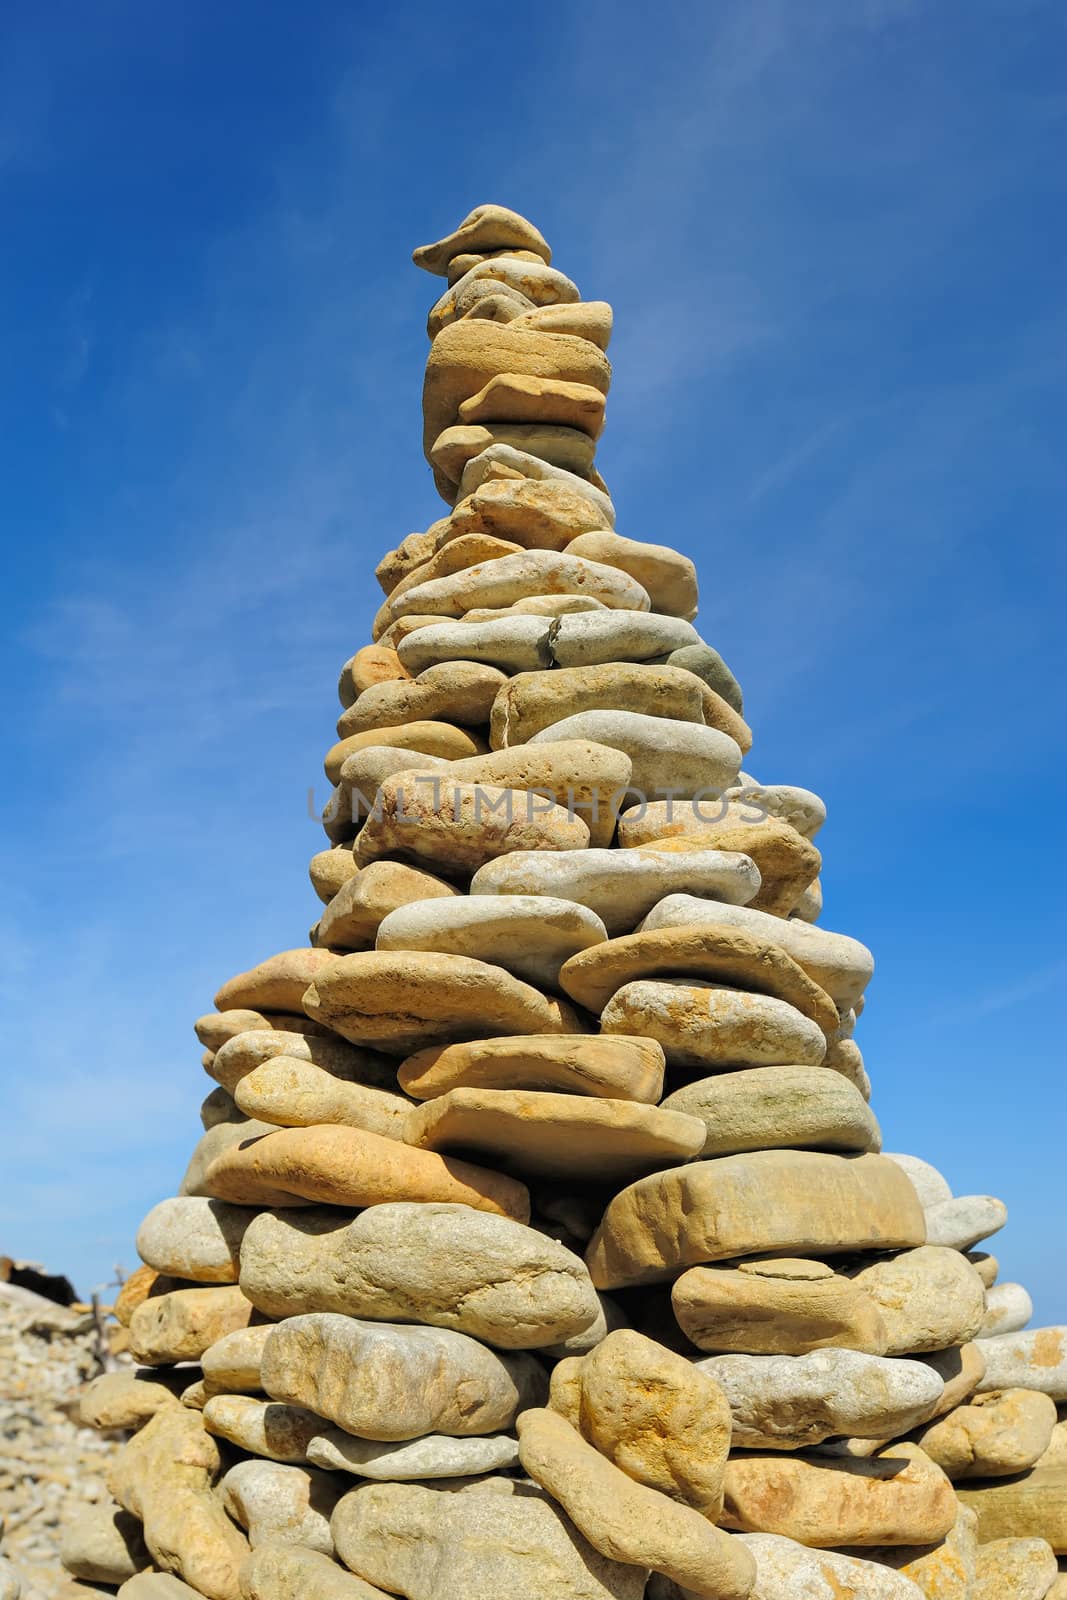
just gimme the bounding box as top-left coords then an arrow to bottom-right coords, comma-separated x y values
60,1502 -> 149,1585
135,1197 -> 260,1284
882,1153 -> 953,1208
731,1533 -> 927,1598
663,643 -> 744,714
976,1327 -> 1067,1399
396,616 -> 552,674
308,1429 -> 519,1480
980,1283 -> 1033,1337
220,1460 -> 341,1552
529,709 -> 741,798
376,894 -> 607,991
726,782 -> 826,838
661,1066 -> 880,1157
925,1194 -> 1008,1250
549,611 -> 700,666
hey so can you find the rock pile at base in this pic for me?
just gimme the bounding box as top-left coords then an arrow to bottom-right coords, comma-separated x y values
67,205 -> 1066,1600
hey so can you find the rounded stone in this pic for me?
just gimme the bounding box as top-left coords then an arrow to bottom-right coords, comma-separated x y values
219,1460 -> 341,1553
733,1533 -> 928,1599
233,1056 -> 410,1139
529,709 -> 740,800
916,1387 -> 1057,1479
549,611 -> 700,666
307,1429 -> 519,1480
214,949 -> 340,1013
376,894 -> 607,991
563,531 -> 698,620
135,1198 -> 258,1285
672,1258 -> 889,1356
600,980 -> 828,1070
881,1153 -> 953,1208
490,662 -> 707,748
976,1327 -> 1067,1399
924,1194 -> 1008,1249
397,616 -> 552,674
847,1246 -> 987,1354
394,549 -> 648,618
398,1033 -> 665,1104
202,1395 -> 322,1464
980,1282 -> 1033,1336
661,1066 -> 881,1158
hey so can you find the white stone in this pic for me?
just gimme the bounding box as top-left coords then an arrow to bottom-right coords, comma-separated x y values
925,1194 -> 1007,1250
980,1283 -> 1033,1337
731,1533 -> 926,1598
882,1153 -> 953,1208
976,1327 -> 1067,1399
307,1429 -> 519,1480
376,894 -> 607,991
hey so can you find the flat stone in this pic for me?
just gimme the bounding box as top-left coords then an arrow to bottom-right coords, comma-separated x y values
600,980 -> 828,1070
263,1313 -> 546,1438
405,1088 -> 705,1181
445,475 -> 607,551
881,1153 -> 953,1208
665,642 -> 744,714
325,722 -> 487,782
211,1029 -> 397,1096
318,860 -> 459,951
135,1198 -> 258,1285
550,1328 -> 732,1517
201,1323 -> 274,1394
847,1246 -> 987,1354
431,420 -> 597,486
855,1501 -> 978,1600
220,1460 -> 340,1552
726,781 -> 825,837
304,949 -> 576,1056
510,300 -> 614,349
639,894 -> 873,1007
202,1395 -> 322,1463
491,662 -> 708,749
981,1282 -> 1033,1336
471,845 -> 760,936
432,260 -> 578,333
916,1387 -> 1057,1479
331,1479 -> 645,1600
337,660 -> 506,737
560,924 -> 838,1030
397,547 -> 645,618
974,1538 -> 1059,1600
204,1123 -> 529,1219
398,1033 -> 665,1103
194,1010 -> 282,1052
695,1349 -> 944,1448
446,738 -> 634,848
622,814 -> 819,913
240,1545 -> 392,1600
550,610 -> 700,665
721,1442 -> 957,1548
233,1057 -> 410,1138
731,1533 -> 928,1599
397,616 -> 552,673
457,373 -> 604,436
337,745 -> 449,806
456,442 -> 615,525
128,1284 -> 258,1365
213,950 -> 339,1014
530,709 -> 741,798
586,1151 -> 926,1289
662,1066 -> 880,1158
239,1202 -> 601,1348
80,1369 -> 184,1430
108,1407 -> 249,1600
924,1194 -> 1008,1249
341,643 -> 410,698
957,1460 -> 1067,1548
308,1429 -> 519,1480
564,531 -> 698,620
413,206 -> 551,275
976,1327 -> 1067,1399
355,773 -> 590,873
672,1257 -> 889,1355
60,1503 -> 149,1585
516,1408 -> 755,1600
377,894 -> 607,990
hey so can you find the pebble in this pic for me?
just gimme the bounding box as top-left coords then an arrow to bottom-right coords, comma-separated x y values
529,708 -> 741,797
306,1429 -> 519,1480
376,893 -> 607,990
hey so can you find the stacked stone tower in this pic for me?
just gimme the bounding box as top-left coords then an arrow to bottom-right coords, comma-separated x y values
67,208 -> 1065,1600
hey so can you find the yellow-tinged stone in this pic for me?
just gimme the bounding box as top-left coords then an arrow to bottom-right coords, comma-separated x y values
565,531 -> 698,620
413,205 -> 551,275
629,816 -> 821,916
375,528 -> 439,596
391,548 -> 649,619
917,1388 -> 1057,1480
974,1537 -> 1058,1600
202,1394 -> 321,1463
671,1258 -> 890,1356
431,421 -> 596,486
234,1057 -> 410,1139
324,722 -> 487,783
490,662 -> 707,748
600,980 -> 827,1071
376,530 -> 525,619
339,645 -> 410,708
510,300 -> 614,350
444,738 -> 632,848
444,476 -> 607,551
128,1285 -> 258,1365
458,374 -> 606,437
214,950 -> 341,1014
308,846 -> 359,905
240,1544 -> 393,1600
398,1033 -> 665,1103
316,860 -> 459,950
957,1460 -> 1067,1550
336,660 -> 506,737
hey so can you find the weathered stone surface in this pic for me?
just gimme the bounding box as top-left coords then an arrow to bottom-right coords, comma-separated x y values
195,1010 -> 280,1052
60,1503 -> 149,1585
308,1429 -> 519,1480
135,1197 -> 257,1285
376,529 -> 439,595
624,814 -> 818,913
342,643 -> 410,697
239,1203 -> 601,1348
413,206 -> 552,275
516,1408 -> 755,1600
113,1262 -> 164,1325
234,1057 -> 410,1138
204,1123 -> 530,1220
530,709 -> 740,803
725,781 -> 825,837
128,1284 -> 257,1365
980,1281 -> 1033,1336
201,1323 -> 274,1394
240,1544 -> 392,1600
433,261 -> 578,334
565,531 -> 698,620
958,1456 -> 1067,1549
79,1368 -> 184,1430
445,738 -> 634,847
915,1342 -> 989,1421
640,894 -> 873,1006
119,1577 -> 205,1599
432,419 -> 597,486
586,1151 -> 926,1289
377,893 -> 607,990
968,1251 -> 1000,1288
219,1460 -> 341,1552
398,1033 -> 665,1103
303,950 -> 576,1056
974,1537 -> 1058,1599
881,1153 -> 953,1208
695,1349 -> 943,1448
317,860 -> 459,951
924,1194 -> 1007,1250
457,373 -> 604,436
445,475 -> 607,551
202,1395 -> 322,1463
671,1257 -> 890,1355
263,1313 -> 546,1438
395,549 -> 646,618
108,1406 -> 249,1600
600,980 -> 827,1070
211,1029 -> 396,1096
309,846 -> 362,904
847,1247 -> 986,1355
858,1501 -> 979,1600
551,1328 -> 732,1517
721,1443 -> 957,1548
456,441 -> 615,525
325,722 -> 486,782
397,615 -> 552,673
730,1534 -> 928,1599
916,1387 -> 1057,1479
214,950 -> 340,1014
510,299 -> 614,349
976,1327 -> 1067,1399
471,845 -> 760,936
491,662 -> 706,748
331,1479 -> 645,1600
662,1066 -> 880,1158
338,660 -> 507,738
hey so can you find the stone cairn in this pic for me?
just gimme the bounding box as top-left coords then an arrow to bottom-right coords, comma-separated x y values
65,206 -> 1066,1600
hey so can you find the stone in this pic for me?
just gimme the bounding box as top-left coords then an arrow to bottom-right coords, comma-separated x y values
924,1194 -> 1007,1250
470,845 -> 761,936
80,1368 -> 184,1430
324,722 -> 487,782
354,773 -> 590,874
672,1257 -> 889,1355
108,1406 -> 249,1600
113,1261 -> 164,1324
457,373 -> 605,435
233,1056 -> 410,1138
394,549 -> 648,619
916,1387 -> 1057,1479
135,1197 -> 257,1285
969,1251 -> 1000,1287
510,300 -> 614,349
720,1443 -> 957,1548
490,662 -> 707,747
211,1029 -> 397,1096
60,1503 -> 149,1585
974,1538 -> 1058,1600
262,1313 -> 546,1438
119,1578 -> 206,1599
981,1281 -> 1033,1335
413,206 -> 552,275
695,1349 -> 944,1448
958,1459 -> 1067,1549
729,1534 -> 928,1599
239,1202 -> 601,1348
516,1408 -> 756,1600
444,475 -> 607,551
564,530 -> 698,620
560,924 -> 838,1030
623,815 -> 819,914
201,1085 -> 240,1127
846,1247 -> 987,1354
396,615 -> 552,673
341,643 -> 410,697
337,659 -> 506,736
180,1124 -> 289,1200
586,1151 -> 926,1289
552,1328 -> 732,1517
309,847 -> 361,904
976,1327 -> 1067,1398
337,744 -> 449,804
405,1088 -> 705,1181
727,781 -> 825,837
214,950 -> 340,1013
376,528 -> 439,595
240,1545 -> 393,1600
303,950 -> 576,1056
456,442 -> 615,525
661,1066 -> 880,1158
331,1479 -> 646,1600
317,860 -> 459,950
445,738 -> 635,847
664,642 -> 744,714
551,609 -> 700,665
431,419 -> 598,485
881,1153 -> 953,1208
195,1010 -> 281,1052
307,1429 -> 519,1480
377,893 -> 607,991
600,980 -> 828,1070
219,1460 -> 341,1552
431,261 -> 578,335
640,894 -> 874,1007
128,1284 -> 258,1365
531,709 -> 741,799
398,1033 -> 665,1103
860,1501 -> 979,1600
919,1342 -> 989,1417
204,1123 -> 530,1220
202,1395 -> 322,1463
201,1323 -> 274,1393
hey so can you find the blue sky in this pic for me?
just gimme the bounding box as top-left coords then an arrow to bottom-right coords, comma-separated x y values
1,1 -> 1064,1314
